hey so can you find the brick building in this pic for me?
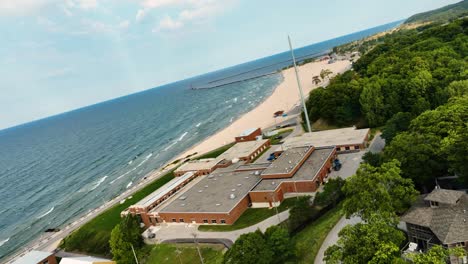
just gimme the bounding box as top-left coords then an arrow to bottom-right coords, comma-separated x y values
235,128 -> 262,142
250,147 -> 335,208
282,127 -> 370,153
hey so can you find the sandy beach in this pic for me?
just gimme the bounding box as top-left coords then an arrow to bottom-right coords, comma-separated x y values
177,59 -> 352,159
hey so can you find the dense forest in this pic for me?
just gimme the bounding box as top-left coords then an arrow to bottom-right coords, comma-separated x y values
304,18 -> 468,190
405,0 -> 468,24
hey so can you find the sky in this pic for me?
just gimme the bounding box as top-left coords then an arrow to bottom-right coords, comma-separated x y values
0,0 -> 460,130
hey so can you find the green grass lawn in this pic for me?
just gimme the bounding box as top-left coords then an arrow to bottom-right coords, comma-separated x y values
198,197 -> 297,232
194,143 -> 235,160
144,244 -> 224,264
60,170 -> 176,256
292,203 -> 344,263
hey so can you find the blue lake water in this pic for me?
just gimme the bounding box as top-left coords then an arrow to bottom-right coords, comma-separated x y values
0,20 -> 402,259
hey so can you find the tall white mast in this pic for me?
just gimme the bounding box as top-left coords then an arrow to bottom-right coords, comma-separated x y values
288,35 -> 312,133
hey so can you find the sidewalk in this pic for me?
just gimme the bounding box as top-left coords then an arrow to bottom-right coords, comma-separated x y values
149,210 -> 290,244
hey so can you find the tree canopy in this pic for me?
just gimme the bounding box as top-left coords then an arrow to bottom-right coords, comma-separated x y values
342,160 -> 418,221
223,230 -> 273,264
324,215 -> 405,264
304,18 -> 468,128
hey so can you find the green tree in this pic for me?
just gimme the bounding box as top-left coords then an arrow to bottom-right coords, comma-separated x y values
109,224 -> 135,264
443,127 -> 468,183
264,226 -> 293,264
109,216 -> 143,264
288,196 -> 315,232
343,160 -> 418,221
381,112 -> 413,143
223,230 -> 273,264
360,77 -> 387,127
324,215 -> 405,264
314,178 -> 345,207
407,245 -> 448,264
121,215 -> 143,248
362,151 -> 383,167
447,79 -> 468,98
320,69 -> 333,80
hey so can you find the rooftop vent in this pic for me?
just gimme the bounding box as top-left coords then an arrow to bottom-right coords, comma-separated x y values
272,182 -> 275,185
216,203 -> 221,206
245,176 -> 250,179
181,203 -> 186,206
198,190 -> 203,193
208,175 -> 214,179
204,185 -> 209,188
254,171 -> 260,175
229,194 -> 236,199
288,161 -> 292,164
237,183 -> 242,187
179,196 -> 187,200
231,189 -> 236,192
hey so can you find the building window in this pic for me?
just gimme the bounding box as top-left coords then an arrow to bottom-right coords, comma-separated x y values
203,219 -> 208,223
172,218 -> 176,222
430,201 -> 439,207
221,219 -> 226,224
179,218 -> 184,223
355,145 -> 360,150
211,219 -> 217,224
345,146 -> 350,150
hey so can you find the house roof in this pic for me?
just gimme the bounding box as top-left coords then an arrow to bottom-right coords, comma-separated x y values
12,251 -> 53,264
60,256 -> 115,264
402,189 -> 468,245
424,188 -> 465,205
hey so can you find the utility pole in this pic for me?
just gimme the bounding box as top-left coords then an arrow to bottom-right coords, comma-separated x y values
191,232 -> 204,264
270,193 -> 282,225
130,244 -> 139,264
288,35 -> 312,133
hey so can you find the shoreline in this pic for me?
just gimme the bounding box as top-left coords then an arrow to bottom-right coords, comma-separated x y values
3,59 -> 351,263
175,59 -> 352,160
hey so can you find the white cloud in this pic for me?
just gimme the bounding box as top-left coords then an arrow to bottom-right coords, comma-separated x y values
119,20 -> 130,30
76,0 -> 97,10
154,15 -> 183,32
152,0 -> 230,32
0,0 -> 53,16
136,9 -> 146,22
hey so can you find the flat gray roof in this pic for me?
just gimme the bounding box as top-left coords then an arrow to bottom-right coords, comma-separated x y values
282,127 -> 369,149
133,172 -> 194,208
219,139 -> 269,160
261,146 -> 311,176
253,147 -> 334,191
12,251 -> 52,264
236,162 -> 271,171
159,170 -> 263,213
175,158 -> 223,173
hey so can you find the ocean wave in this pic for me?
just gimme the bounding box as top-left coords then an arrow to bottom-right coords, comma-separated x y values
136,153 -> 153,168
196,122 -> 202,127
163,141 -> 178,152
128,160 -> 133,165
178,132 -> 188,141
126,181 -> 133,189
230,117 -> 234,123
37,207 -> 54,219
110,168 -> 137,184
89,176 -> 108,191
0,237 -> 9,247
233,97 -> 238,103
